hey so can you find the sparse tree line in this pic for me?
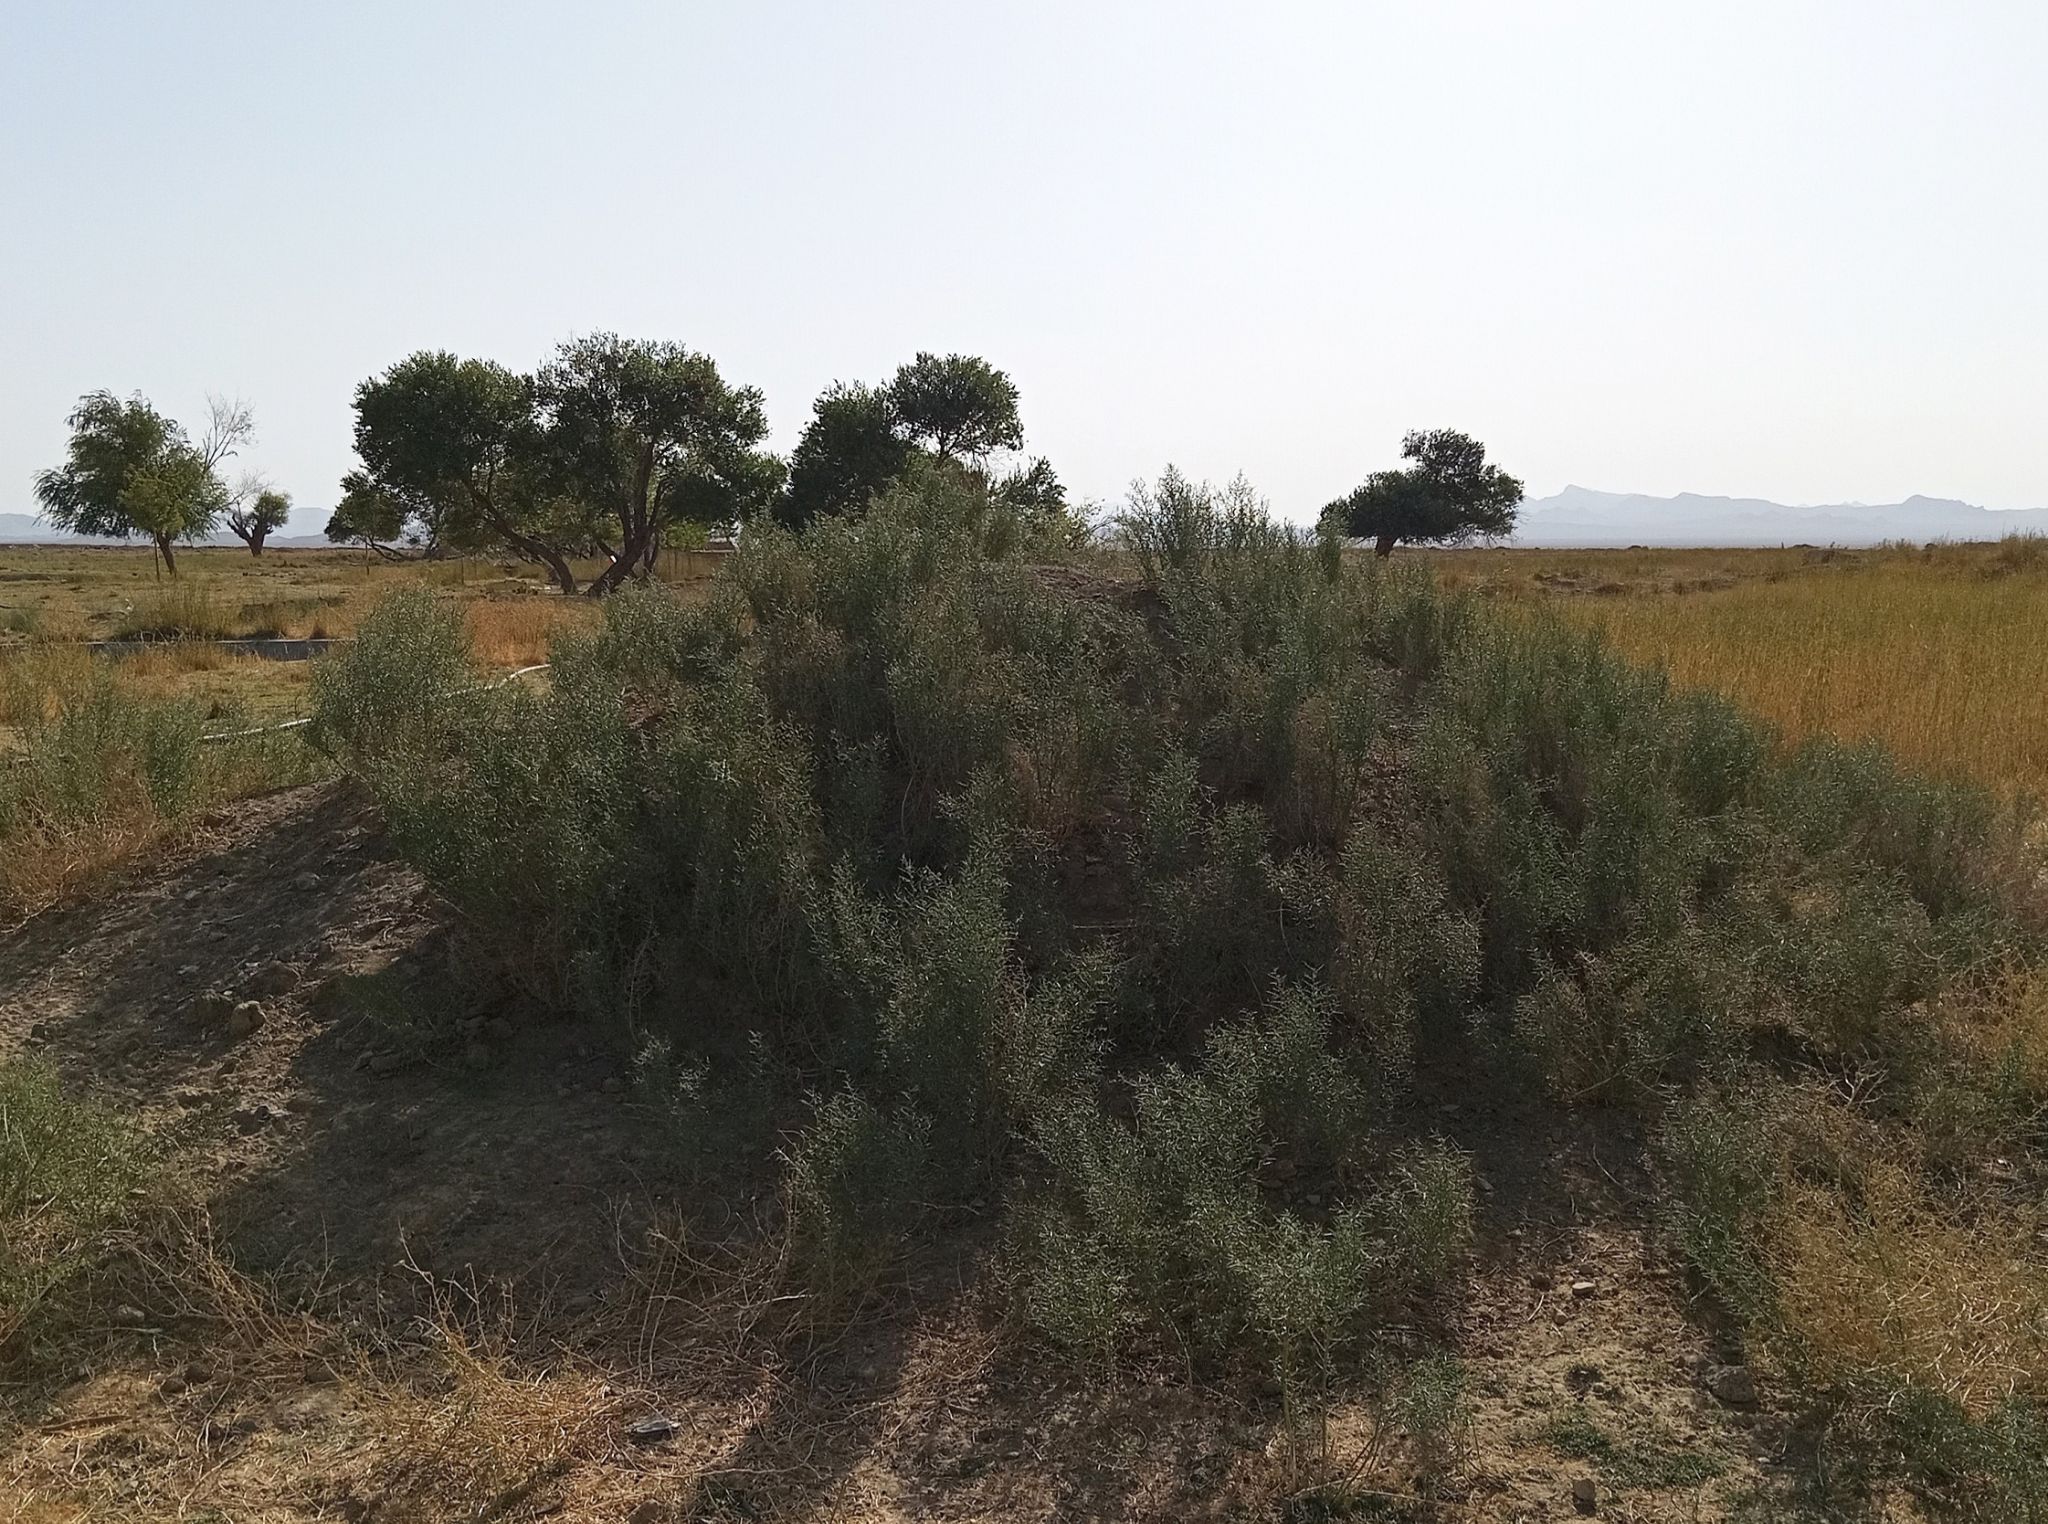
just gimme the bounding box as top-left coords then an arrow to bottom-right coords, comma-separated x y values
32,393 -> 291,573
34,335 -> 1524,582
323,340 -> 1077,595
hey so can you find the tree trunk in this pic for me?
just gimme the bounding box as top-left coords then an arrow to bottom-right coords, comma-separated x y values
156,534 -> 178,577
483,508 -> 578,594
1374,533 -> 1397,558
586,450 -> 659,597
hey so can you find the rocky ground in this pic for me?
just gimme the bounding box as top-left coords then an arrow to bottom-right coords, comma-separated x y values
0,784 -> 1816,1521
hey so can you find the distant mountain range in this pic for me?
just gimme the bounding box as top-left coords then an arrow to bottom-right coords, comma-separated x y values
1514,487 -> 2048,548
7,491 -> 2048,551
0,513 -> 331,548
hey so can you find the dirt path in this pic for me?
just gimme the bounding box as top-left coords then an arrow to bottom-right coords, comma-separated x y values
0,784 -> 674,1302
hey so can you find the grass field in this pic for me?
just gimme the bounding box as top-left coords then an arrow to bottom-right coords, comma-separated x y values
6,535 -> 2044,793
1432,535 -> 2048,798
0,548 -> 648,917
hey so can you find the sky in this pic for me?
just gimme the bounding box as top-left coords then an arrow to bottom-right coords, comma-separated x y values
4,1 -> 2046,534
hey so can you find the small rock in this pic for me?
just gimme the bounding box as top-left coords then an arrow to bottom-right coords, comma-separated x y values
368,1052 -> 404,1075
464,1041 -> 493,1071
112,1304 -> 148,1327
1572,1474 -> 1598,1511
225,1001 -> 267,1039
292,871 -> 321,893
191,990 -> 238,1027
185,1360 -> 214,1384
627,1414 -> 681,1446
159,1375 -> 188,1396
182,887 -> 203,903
1710,1365 -> 1758,1406
1570,1280 -> 1597,1299
233,1104 -> 277,1134
245,962 -> 300,997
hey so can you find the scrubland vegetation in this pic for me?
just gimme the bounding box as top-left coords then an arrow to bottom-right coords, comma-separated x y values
288,467 -> 2048,1514
7,478 -> 2048,1514
0,548 -> 618,918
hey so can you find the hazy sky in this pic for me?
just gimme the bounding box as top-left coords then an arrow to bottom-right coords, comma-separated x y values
5,1 -> 2046,532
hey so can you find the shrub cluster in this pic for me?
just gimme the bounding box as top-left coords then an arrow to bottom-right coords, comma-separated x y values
0,657 -> 316,916
314,466 -> 2040,1431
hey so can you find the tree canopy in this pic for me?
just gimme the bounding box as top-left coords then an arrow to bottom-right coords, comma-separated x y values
775,353 -> 1042,529
776,383 -> 914,530
346,338 -> 772,592
33,391 -> 236,575
533,334 -> 771,593
1323,429 -> 1524,556
886,351 -> 1022,460
227,487 -> 291,555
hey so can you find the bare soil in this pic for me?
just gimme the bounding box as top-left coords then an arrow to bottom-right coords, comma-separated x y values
0,784 -> 1822,1521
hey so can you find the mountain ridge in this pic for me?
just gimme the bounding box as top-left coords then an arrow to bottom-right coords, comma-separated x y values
1513,486 -> 2048,547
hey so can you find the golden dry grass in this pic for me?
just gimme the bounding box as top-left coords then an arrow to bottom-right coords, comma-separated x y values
1434,537 -> 2048,798
465,595 -> 601,668
1770,1164 -> 2048,1417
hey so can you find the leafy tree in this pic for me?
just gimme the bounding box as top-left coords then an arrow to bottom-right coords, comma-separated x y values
777,382 -> 913,529
324,473 -> 416,557
777,354 -> 1033,530
226,486 -> 291,555
991,456 -> 1090,551
348,352 -> 578,589
664,448 -> 786,536
33,391 -> 235,576
886,351 -> 1022,460
532,334 -> 771,595
1324,429 -> 1524,557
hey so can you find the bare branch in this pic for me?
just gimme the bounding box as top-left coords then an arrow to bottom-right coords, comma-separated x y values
199,394 -> 256,473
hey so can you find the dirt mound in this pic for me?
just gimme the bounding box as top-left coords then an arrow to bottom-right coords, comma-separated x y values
0,786 -> 1802,1520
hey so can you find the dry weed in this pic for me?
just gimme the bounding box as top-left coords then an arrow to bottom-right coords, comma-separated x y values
1770,1164 -> 2048,1416
465,597 -> 597,669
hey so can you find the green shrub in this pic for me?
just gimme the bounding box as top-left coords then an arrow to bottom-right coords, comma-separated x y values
0,660 -> 315,914
0,1062 -> 148,1341
315,463 -> 2039,1440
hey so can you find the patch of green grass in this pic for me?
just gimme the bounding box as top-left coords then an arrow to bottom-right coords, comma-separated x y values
1541,1406 -> 1727,1491
0,1061 -> 150,1340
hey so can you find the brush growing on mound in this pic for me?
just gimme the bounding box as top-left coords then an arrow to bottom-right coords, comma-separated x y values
313,461 -> 2048,1514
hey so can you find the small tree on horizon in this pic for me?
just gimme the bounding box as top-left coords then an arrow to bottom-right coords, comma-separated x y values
227,486 -> 291,555
1324,429 -> 1524,557
33,391 -> 240,576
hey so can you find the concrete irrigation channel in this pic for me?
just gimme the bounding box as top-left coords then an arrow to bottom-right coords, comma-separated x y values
85,637 -> 351,661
